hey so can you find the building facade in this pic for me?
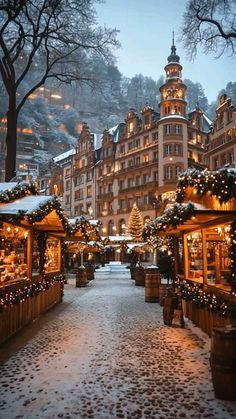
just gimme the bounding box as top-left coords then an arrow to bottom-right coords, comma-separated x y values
47,42 -> 211,233
205,94 -> 236,170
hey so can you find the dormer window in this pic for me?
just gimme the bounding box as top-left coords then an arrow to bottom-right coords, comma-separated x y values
128,121 -> 134,133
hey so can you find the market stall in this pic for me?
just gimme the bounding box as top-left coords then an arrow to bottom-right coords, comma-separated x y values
143,168 -> 236,336
0,182 -> 68,344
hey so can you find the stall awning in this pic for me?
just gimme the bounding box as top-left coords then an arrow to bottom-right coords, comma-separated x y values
0,195 -> 67,234
143,201 -> 236,238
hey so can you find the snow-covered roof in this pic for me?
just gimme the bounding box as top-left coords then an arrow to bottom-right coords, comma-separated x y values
108,123 -> 124,143
159,115 -> 187,122
92,133 -> 102,150
203,114 -> 212,126
0,195 -> 55,215
0,183 -> 18,192
53,148 -> 75,163
104,235 -> 133,241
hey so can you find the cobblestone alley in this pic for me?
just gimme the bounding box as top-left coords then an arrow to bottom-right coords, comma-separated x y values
0,272 -> 236,419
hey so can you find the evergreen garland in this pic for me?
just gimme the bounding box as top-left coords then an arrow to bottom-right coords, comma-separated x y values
0,274 -> 64,311
143,202 -> 195,240
229,219 -> 236,292
178,280 -> 236,319
176,168 -> 236,204
0,182 -> 38,203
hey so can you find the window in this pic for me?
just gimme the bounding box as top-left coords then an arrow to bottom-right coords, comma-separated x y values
135,156 -> 140,166
74,189 -> 83,200
229,151 -> 234,163
119,199 -> 125,209
164,125 -> 172,134
128,121 -> 134,133
65,168 -> 71,177
127,178 -> 133,188
108,220 -> 114,236
154,171 -> 158,181
152,132 -> 158,141
87,171 -> 92,181
128,141 -> 133,150
153,151 -> 158,161
119,180 -> 125,190
165,144 -> 172,155
136,196 -> 142,207
108,183 -> 112,193
136,176 -> 141,186
74,176 -> 79,186
107,165 -> 112,174
165,166 -> 173,179
87,186 -> 92,197
120,162 -> 125,170
79,174 -> 84,184
144,195 -> 149,204
82,159 -> 86,167
65,195 -> 70,205
65,180 -> 70,191
98,168 -> 103,177
175,124 -> 181,134
143,173 -> 149,184
128,159 -> 133,167
143,136 -> 149,146
175,166 -> 182,177
214,157 -> 219,169
120,145 -> 125,154
135,138 -> 140,148
144,115 -> 150,126
143,154 -> 149,163
174,144 -> 181,155
127,198 -> 132,209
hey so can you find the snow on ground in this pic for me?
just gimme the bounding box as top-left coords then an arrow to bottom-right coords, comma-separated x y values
0,272 -> 236,419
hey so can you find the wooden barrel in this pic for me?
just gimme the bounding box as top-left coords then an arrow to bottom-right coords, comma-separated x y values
163,296 -> 175,325
134,266 -> 145,286
210,326 -> 236,400
76,267 -> 88,287
85,266 -> 94,281
145,268 -> 160,303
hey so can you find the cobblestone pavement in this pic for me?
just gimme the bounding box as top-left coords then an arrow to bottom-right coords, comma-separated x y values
0,273 -> 236,419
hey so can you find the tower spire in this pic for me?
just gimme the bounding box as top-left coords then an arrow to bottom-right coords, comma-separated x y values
168,31 -> 179,63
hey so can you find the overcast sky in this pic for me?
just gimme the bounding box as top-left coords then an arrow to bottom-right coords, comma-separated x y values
96,0 -> 235,103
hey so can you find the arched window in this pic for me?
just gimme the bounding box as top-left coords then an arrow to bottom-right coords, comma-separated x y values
119,219 -> 126,235
108,220 -> 114,236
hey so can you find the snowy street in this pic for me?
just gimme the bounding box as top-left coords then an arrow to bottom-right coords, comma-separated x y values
0,272 -> 236,419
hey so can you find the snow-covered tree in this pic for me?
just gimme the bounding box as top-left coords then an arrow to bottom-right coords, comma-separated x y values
128,203 -> 143,242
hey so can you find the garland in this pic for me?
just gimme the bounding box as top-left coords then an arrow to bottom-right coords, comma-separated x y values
229,220 -> 236,292
70,216 -> 101,241
27,196 -> 70,234
142,202 -> 195,239
176,168 -> 236,204
0,274 -> 64,311
0,182 -> 38,203
178,280 -> 236,319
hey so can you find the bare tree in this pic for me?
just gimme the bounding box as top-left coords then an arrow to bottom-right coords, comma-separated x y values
0,0 -> 118,181
180,0 -> 236,60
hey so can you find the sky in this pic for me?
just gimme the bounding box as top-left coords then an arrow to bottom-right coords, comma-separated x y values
95,0 -> 235,103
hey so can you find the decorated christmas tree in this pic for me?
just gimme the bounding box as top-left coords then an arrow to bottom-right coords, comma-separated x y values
127,203 -> 143,242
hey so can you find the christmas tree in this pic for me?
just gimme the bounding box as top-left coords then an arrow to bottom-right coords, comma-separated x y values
127,203 -> 143,242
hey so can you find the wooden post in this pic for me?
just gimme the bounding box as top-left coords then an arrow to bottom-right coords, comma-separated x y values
27,230 -> 33,279
202,229 -> 207,286
183,233 -> 189,278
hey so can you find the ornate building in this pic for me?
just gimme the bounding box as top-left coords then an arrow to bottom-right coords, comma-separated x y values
47,41 -> 211,233
205,94 -> 236,170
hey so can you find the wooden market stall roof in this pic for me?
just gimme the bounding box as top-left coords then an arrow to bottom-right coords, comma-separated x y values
0,182 -> 101,240
0,195 -> 69,235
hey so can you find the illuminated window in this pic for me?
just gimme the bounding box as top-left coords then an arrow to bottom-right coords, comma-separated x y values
87,186 -> 92,197
143,154 -> 149,163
